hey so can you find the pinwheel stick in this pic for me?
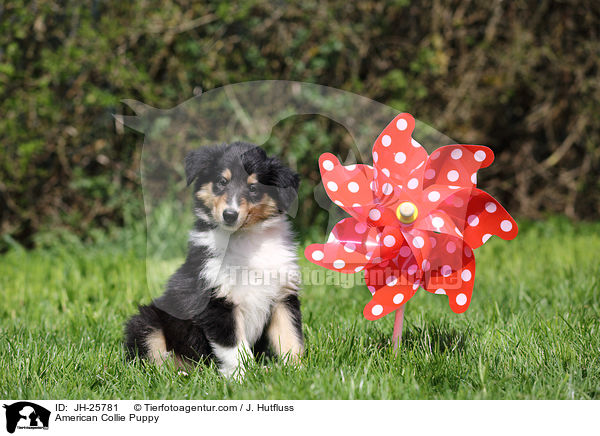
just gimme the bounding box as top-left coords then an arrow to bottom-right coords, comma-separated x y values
392,305 -> 405,353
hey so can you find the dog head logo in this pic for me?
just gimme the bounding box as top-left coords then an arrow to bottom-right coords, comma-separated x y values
3,402 -> 50,434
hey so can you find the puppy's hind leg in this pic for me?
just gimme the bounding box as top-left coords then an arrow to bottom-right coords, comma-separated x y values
266,295 -> 304,364
124,305 -> 169,364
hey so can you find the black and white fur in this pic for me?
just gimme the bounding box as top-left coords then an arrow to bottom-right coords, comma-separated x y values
125,142 -> 303,378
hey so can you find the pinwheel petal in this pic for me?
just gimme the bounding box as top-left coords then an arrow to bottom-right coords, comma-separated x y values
372,113 -> 428,192
413,209 -> 460,238
428,187 -> 518,248
305,217 -> 385,273
399,228 -> 433,267
363,263 -> 419,320
422,240 -> 476,313
422,145 -> 494,190
462,190 -> 518,248
318,153 -> 377,221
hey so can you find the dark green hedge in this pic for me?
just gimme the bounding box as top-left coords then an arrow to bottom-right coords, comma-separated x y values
1,0 -> 599,249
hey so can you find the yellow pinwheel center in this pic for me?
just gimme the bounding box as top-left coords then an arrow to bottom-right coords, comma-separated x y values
396,202 -> 418,224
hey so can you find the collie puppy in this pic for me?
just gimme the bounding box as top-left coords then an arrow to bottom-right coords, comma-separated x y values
125,142 -> 303,378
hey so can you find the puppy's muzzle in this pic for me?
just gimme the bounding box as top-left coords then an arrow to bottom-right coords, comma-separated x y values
222,209 -> 239,225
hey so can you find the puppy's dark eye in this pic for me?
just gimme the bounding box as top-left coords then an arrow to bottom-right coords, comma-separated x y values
217,177 -> 228,188
248,184 -> 260,198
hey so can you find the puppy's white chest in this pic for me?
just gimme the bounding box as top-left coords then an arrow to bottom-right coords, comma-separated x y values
204,222 -> 298,344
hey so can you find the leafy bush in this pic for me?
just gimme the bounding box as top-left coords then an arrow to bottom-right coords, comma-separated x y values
1,0 -> 599,249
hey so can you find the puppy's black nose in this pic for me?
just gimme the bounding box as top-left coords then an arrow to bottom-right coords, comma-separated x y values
223,209 -> 239,225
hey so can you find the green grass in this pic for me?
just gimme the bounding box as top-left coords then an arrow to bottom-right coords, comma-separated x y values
1,218 -> 599,399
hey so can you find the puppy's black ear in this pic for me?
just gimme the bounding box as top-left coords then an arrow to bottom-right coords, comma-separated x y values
184,144 -> 223,186
267,158 -> 300,214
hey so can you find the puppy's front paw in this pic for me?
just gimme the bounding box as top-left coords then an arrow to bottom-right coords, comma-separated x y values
220,362 -> 246,381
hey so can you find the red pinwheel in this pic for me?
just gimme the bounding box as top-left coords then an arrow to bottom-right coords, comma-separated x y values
305,113 -> 517,335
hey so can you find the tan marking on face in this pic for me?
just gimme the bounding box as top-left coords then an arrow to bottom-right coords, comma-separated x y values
240,194 -> 278,228
222,168 -> 232,181
214,193 -> 229,223
247,173 -> 258,184
196,181 -> 230,224
267,303 -> 304,364
196,182 -> 215,208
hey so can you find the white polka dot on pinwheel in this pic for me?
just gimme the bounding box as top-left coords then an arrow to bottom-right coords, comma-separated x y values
412,236 -> 424,248
354,222 -> 367,234
482,233 -> 492,243
453,197 -> 464,208
421,259 -> 430,271
441,265 -> 452,277
467,215 -> 479,226
464,246 -> 472,257
396,118 -> 408,131
485,202 -> 497,213
431,217 -> 444,229
435,288 -> 446,295
393,293 -> 404,304
471,173 -> 477,184
334,200 -> 344,207
322,160 -> 334,171
399,246 -> 411,257
371,305 -> 384,316
474,150 -> 486,162
373,151 -> 378,163
333,259 -> 345,269
501,220 -> 513,232
383,235 -> 396,247
369,209 -> 381,221
428,191 -> 440,202
456,293 -> 468,306
461,270 -> 472,281
382,135 -> 392,147
355,266 -> 364,272
348,182 -> 359,193
382,183 -> 393,195
446,241 -> 456,254
381,168 -> 390,177
407,178 -> 419,190
327,181 -> 338,192
407,264 -> 418,275
411,139 -> 421,148
367,286 -> 376,294
429,237 -> 437,248
343,243 -> 356,253
447,170 -> 459,182
451,148 -> 463,160
346,164 -> 356,171
424,169 -> 436,179
386,275 -> 398,286
311,250 -> 324,261
395,152 -> 406,164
